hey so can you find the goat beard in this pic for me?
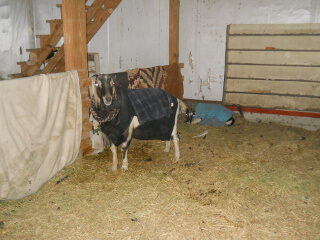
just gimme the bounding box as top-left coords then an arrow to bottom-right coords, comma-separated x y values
90,91 -> 121,123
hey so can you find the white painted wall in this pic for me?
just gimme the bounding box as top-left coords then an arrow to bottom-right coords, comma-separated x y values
87,0 -> 169,74
180,0 -> 320,101
2,0 -> 319,100
31,0 -> 62,47
90,0 -> 320,101
0,0 -> 34,79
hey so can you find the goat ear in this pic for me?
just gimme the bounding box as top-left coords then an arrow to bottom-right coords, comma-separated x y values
92,74 -> 99,87
92,75 -> 101,109
93,90 -> 101,109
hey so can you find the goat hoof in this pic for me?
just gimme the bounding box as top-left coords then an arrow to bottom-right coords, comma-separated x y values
121,166 -> 128,171
163,148 -> 170,153
172,159 -> 180,164
111,165 -> 118,171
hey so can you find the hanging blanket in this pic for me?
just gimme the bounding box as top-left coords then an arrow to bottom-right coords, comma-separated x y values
127,66 -> 167,89
0,71 -> 82,200
124,88 -> 172,124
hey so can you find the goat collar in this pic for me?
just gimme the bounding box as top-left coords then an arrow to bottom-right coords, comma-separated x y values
90,97 -> 120,123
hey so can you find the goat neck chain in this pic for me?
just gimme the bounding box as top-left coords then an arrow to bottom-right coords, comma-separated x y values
90,97 -> 120,123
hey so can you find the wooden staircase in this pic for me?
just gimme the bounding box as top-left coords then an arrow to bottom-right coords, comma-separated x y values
10,0 -> 122,79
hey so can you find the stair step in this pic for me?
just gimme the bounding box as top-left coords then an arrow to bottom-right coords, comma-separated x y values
36,35 -> 51,49
26,48 -> 61,64
9,73 -> 25,79
36,34 -> 62,49
36,34 -> 48,38
26,48 -> 40,52
56,4 -> 90,10
17,61 -> 28,65
20,63 -> 33,75
17,59 -> 39,66
56,4 -> 63,18
27,47 -> 60,52
36,31 -> 62,39
46,19 -> 62,35
46,19 -> 60,23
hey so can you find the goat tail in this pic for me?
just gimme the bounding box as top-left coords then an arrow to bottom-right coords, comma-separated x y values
178,99 -> 187,113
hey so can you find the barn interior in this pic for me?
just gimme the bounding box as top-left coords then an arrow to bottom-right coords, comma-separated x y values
0,0 -> 320,239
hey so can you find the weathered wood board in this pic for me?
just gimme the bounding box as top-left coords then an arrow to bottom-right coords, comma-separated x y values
228,23 -> 320,35
226,65 -> 320,82
225,79 -> 320,97
225,93 -> 320,112
227,51 -> 320,66
224,24 -> 320,112
228,36 -> 320,51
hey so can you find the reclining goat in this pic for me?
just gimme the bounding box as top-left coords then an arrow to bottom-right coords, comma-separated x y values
90,74 -> 185,171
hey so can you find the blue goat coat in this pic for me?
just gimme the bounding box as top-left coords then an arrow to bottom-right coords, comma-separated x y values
194,103 -> 234,126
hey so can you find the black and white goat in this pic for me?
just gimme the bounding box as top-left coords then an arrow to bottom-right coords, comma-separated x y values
90,74 -> 186,171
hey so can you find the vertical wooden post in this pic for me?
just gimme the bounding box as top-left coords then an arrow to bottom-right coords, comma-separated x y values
62,0 -> 88,76
167,0 -> 183,99
62,0 -> 92,155
169,0 -> 180,65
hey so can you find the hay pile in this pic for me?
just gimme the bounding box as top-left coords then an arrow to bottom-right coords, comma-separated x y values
1,116 -> 320,239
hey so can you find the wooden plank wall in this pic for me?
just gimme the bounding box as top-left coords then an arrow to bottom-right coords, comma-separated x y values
223,24 -> 320,112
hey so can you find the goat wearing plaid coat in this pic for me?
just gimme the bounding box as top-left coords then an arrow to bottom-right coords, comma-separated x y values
91,74 -> 185,171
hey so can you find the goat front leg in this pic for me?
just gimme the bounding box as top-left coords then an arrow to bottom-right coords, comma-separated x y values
110,144 -> 118,171
121,139 -> 131,171
121,116 -> 139,171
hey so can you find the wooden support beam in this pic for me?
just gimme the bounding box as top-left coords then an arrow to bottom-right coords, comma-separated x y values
169,0 -> 180,65
62,0 -> 88,74
86,0 -> 107,23
168,0 -> 183,99
86,0 -> 122,42
62,0 -> 90,155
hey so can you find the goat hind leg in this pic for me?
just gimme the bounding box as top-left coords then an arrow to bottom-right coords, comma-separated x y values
172,133 -> 180,163
163,141 -> 171,152
172,101 -> 180,163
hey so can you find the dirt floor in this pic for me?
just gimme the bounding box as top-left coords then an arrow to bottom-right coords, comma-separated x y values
1,116 -> 320,240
